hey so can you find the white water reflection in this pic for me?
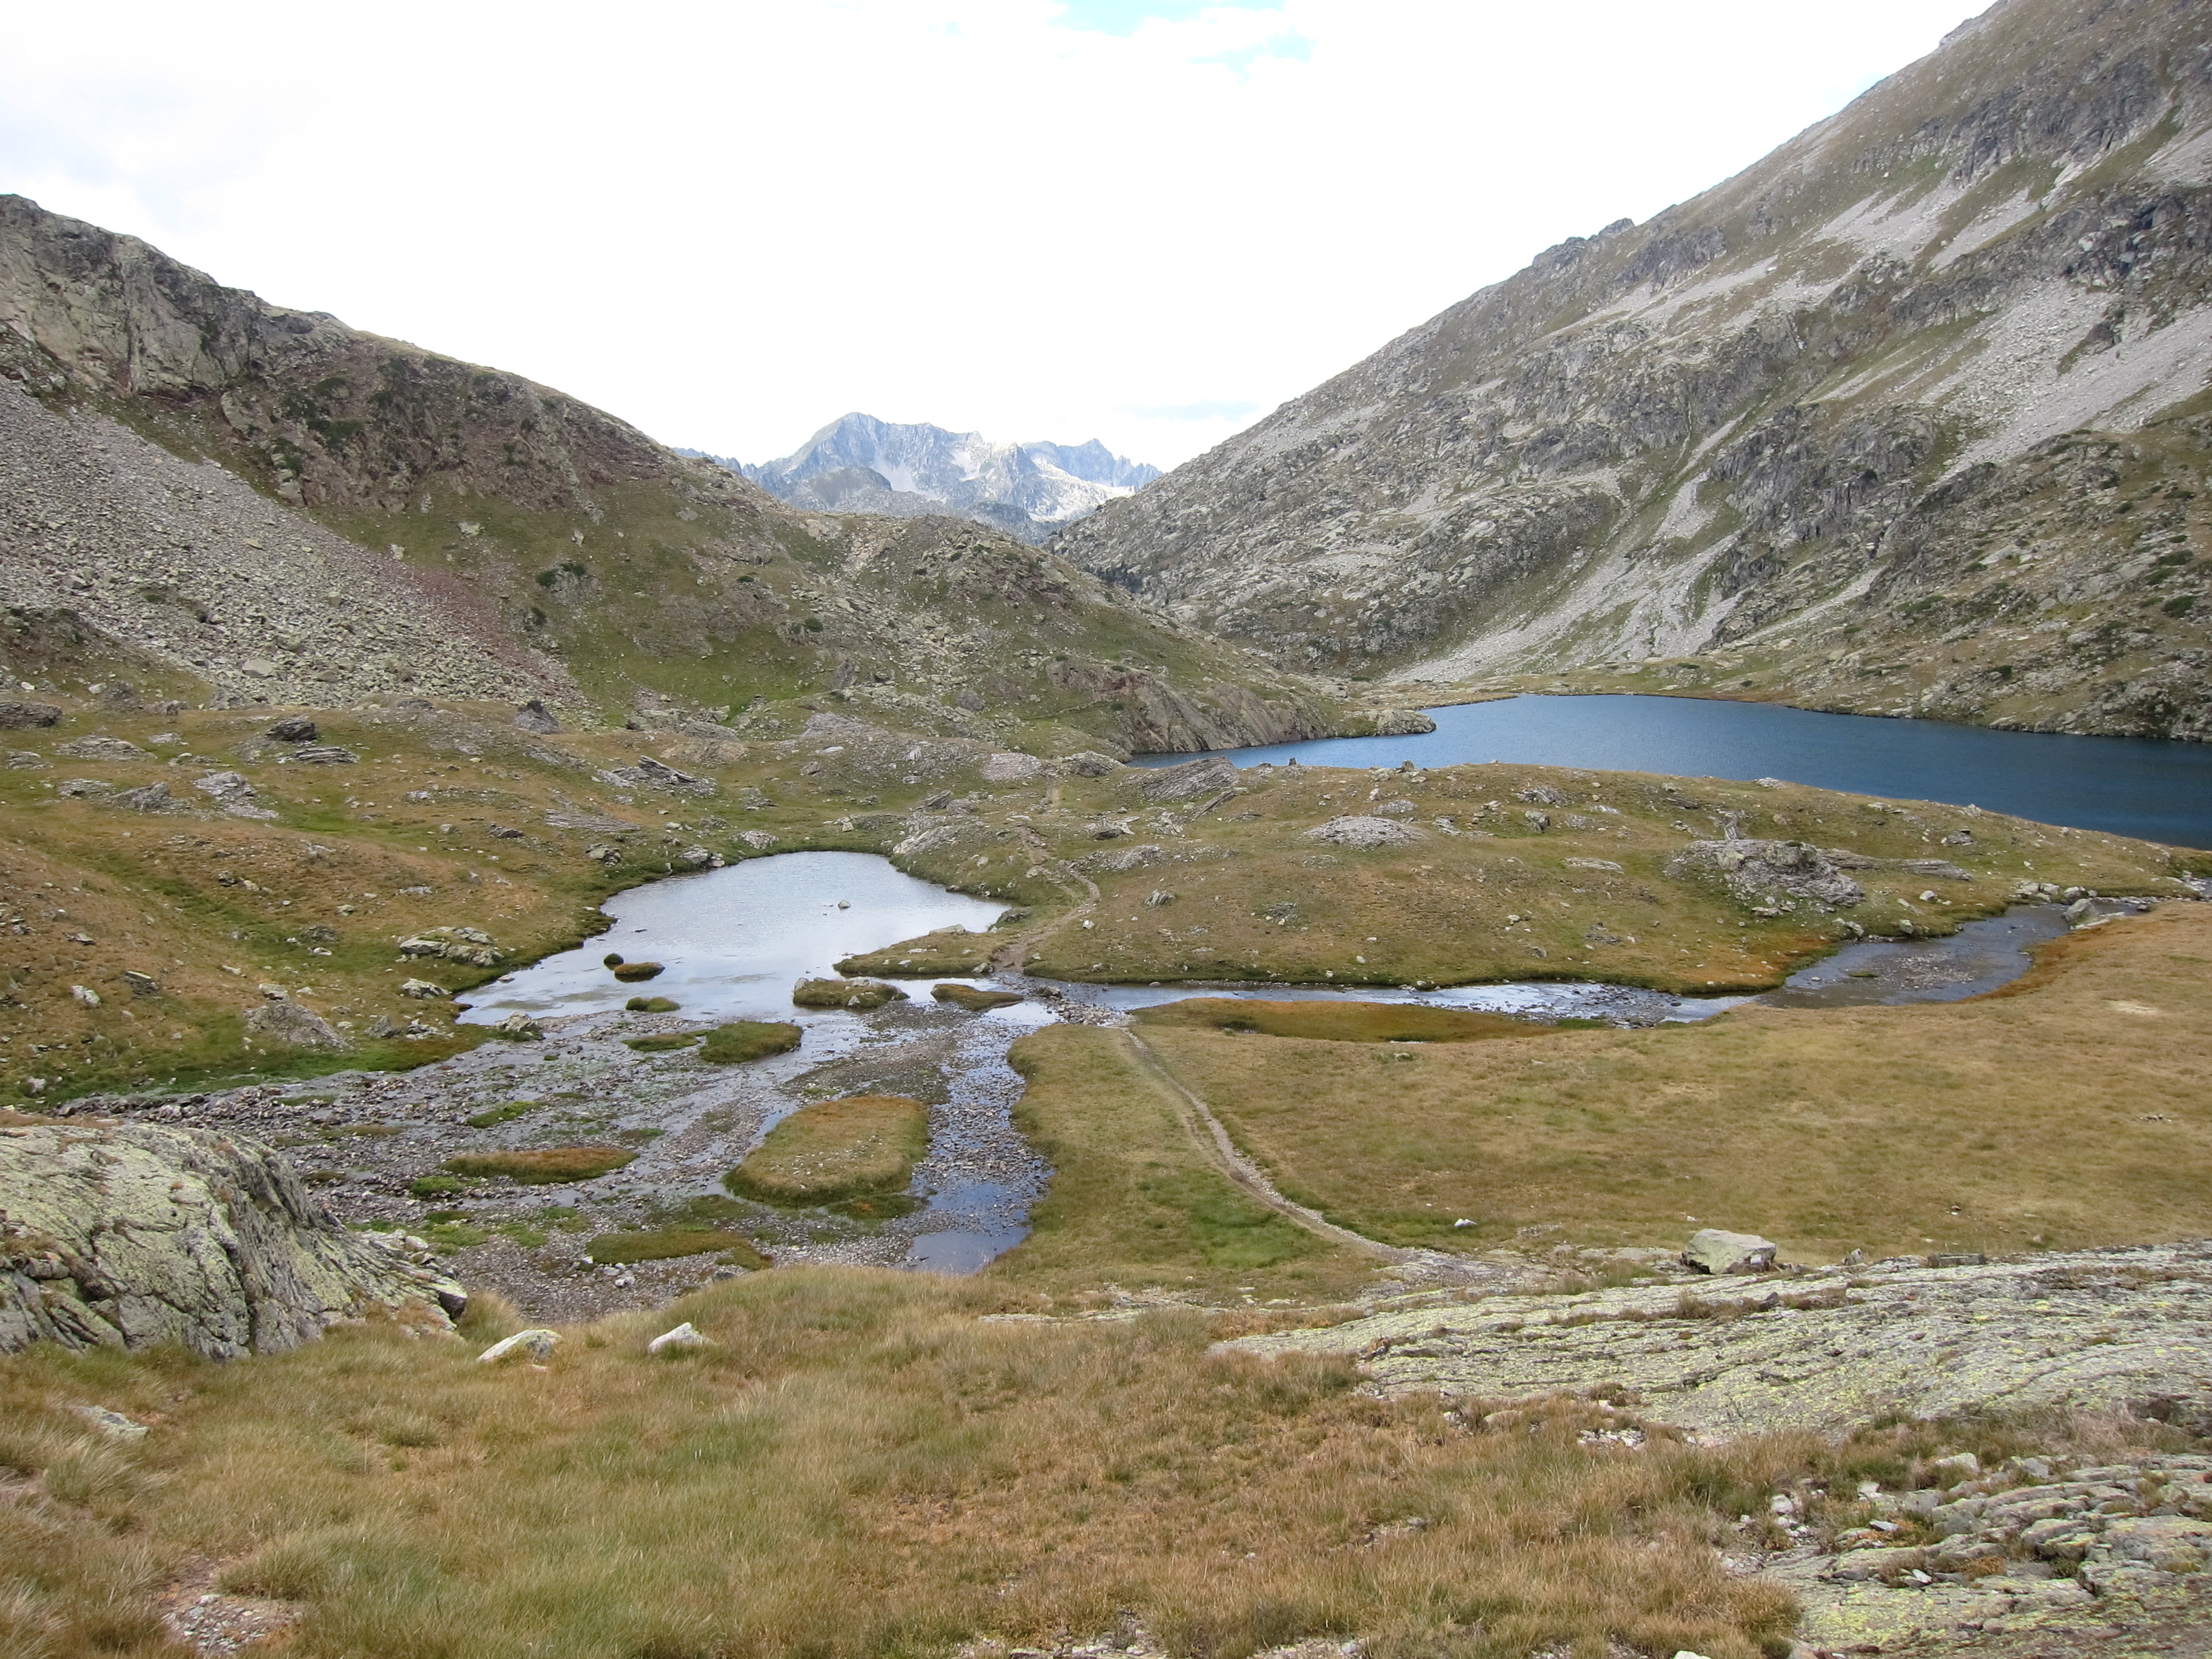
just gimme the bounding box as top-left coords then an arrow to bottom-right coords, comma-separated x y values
459,851 -> 1007,1025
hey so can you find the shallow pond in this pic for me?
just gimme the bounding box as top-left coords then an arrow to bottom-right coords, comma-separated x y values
1141,695 -> 2212,849
457,851 -> 1011,1027
460,853 -> 2092,1274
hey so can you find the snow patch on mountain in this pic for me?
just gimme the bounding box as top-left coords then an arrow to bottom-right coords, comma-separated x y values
686,414 -> 1159,542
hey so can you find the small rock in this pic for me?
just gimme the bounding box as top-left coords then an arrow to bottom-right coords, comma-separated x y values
110,782 -> 172,811
980,751 -> 1044,782
292,745 -> 359,765
478,1329 -> 560,1364
69,984 -> 100,1008
1681,1228 -> 1778,1275
512,699 -> 561,735
0,701 -> 62,729
398,978 -> 447,999
264,715 -> 319,742
647,1321 -> 709,1355
494,1013 -> 545,1041
73,1404 -> 148,1439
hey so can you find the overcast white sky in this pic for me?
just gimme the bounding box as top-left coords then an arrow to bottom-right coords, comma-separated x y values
1,0 -> 1979,469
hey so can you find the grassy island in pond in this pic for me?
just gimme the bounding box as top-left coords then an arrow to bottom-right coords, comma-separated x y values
726,1094 -> 931,1205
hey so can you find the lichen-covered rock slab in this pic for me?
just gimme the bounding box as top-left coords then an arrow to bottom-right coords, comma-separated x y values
0,1117 -> 465,1359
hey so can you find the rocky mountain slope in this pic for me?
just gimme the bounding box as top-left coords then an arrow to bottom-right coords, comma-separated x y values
1052,0 -> 2212,740
712,412 -> 1158,542
0,197 -> 1333,754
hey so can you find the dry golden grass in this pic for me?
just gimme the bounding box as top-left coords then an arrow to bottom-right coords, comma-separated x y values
1014,763 -> 2198,993
4,1274 -> 2200,1659
1135,997 -> 1553,1044
994,1025 -> 1372,1304
443,1145 -> 637,1185
1132,905 -> 2212,1261
725,1094 -> 930,1205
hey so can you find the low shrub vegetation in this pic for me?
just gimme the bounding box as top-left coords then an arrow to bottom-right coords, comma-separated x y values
442,1146 -> 636,1185
725,1094 -> 929,1205
623,1032 -> 700,1053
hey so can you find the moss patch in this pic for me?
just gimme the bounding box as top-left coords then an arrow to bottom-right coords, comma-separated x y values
442,1146 -> 637,1185
584,1227 -> 769,1268
725,1094 -> 929,1205
699,1021 -> 803,1064
793,979 -> 907,1011
464,1100 -> 542,1128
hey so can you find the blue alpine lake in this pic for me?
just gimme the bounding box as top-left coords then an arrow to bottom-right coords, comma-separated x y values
1142,695 -> 2212,849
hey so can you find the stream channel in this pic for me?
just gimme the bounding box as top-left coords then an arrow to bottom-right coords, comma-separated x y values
461,851 -> 2094,1275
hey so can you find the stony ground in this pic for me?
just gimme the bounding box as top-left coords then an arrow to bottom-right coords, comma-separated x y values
61,994 -> 1050,1322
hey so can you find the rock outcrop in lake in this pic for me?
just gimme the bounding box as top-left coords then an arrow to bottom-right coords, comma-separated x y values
1,1115 -> 465,1358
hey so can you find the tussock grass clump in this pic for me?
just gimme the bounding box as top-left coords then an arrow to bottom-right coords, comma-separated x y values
623,1032 -> 699,1053
725,1094 -> 928,1205
624,995 -> 680,1013
464,1099 -> 541,1128
1136,996 -> 1549,1044
699,1021 -> 803,1064
933,982 -> 1025,1011
793,977 -> 906,1010
585,1227 -> 768,1267
442,1145 -> 635,1185
610,961 -> 665,982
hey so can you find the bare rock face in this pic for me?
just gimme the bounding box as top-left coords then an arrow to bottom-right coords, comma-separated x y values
0,1118 -> 464,1359
1667,839 -> 1864,908
1233,1241 -> 2212,1441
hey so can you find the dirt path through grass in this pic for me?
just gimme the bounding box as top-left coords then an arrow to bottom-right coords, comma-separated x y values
1119,1028 -> 1409,1261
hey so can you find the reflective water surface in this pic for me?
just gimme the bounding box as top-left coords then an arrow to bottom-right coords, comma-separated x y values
1141,695 -> 2212,848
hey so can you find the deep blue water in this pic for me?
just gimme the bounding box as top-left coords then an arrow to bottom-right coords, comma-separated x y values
1144,695 -> 2212,849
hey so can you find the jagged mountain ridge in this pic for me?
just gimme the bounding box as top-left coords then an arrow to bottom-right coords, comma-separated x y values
0,197 -> 1341,753
711,412 -> 1159,543
1051,0 -> 2212,740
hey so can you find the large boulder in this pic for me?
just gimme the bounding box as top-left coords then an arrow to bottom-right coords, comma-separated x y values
0,1118 -> 464,1359
1139,755 -> 1238,802
1682,1228 -> 1780,1275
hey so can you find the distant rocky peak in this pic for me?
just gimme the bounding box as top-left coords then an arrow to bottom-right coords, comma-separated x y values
687,413 -> 1158,543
